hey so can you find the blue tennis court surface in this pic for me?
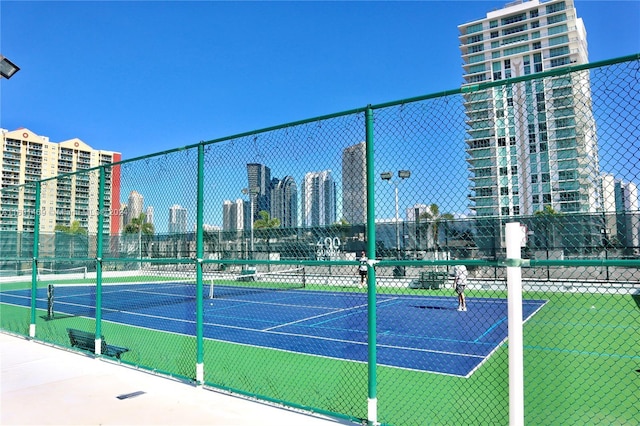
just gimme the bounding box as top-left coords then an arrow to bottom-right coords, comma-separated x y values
1,283 -> 546,377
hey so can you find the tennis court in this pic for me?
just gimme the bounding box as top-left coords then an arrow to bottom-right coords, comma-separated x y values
0,272 -> 546,377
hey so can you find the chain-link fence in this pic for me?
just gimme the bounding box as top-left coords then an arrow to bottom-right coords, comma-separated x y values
1,54 -> 638,425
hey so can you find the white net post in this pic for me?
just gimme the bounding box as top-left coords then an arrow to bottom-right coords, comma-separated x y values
505,222 -> 524,426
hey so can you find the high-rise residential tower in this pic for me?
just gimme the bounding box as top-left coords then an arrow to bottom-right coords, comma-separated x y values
0,128 -> 121,235
459,0 -> 600,218
222,199 -> 245,231
168,204 -> 188,234
246,163 -> 272,220
125,190 -> 144,225
271,176 -> 298,228
145,206 -> 154,226
301,170 -> 336,228
342,142 -> 367,225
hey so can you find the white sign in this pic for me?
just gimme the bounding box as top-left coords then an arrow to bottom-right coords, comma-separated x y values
316,237 -> 341,259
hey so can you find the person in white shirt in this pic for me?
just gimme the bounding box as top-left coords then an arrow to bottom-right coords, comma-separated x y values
358,251 -> 368,289
453,264 -> 468,311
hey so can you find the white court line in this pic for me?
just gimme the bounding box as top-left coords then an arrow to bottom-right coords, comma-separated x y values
263,297 -> 399,332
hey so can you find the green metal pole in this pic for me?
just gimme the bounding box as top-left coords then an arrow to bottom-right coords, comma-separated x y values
365,106 -> 378,424
29,182 -> 41,338
95,167 -> 105,355
196,143 -> 205,385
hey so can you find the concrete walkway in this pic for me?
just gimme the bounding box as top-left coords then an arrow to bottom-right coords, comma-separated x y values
0,332 -> 354,425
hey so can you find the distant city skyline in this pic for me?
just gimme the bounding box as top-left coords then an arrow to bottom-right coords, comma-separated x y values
2,1 -> 638,238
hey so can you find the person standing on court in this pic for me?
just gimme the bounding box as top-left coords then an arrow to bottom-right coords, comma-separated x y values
453,264 -> 468,311
358,251 -> 368,288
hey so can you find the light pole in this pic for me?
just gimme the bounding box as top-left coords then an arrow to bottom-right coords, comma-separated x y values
0,55 -> 20,79
380,170 -> 411,258
138,224 -> 142,270
242,186 -> 260,259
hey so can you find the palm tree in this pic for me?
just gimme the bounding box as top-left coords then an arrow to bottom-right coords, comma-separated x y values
419,204 -> 454,252
254,210 -> 280,259
123,213 -> 154,236
123,213 -> 155,257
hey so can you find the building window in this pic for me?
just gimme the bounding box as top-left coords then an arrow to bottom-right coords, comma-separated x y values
546,1 -> 566,14
501,13 -> 527,26
502,24 -> 528,37
547,13 -> 567,25
549,46 -> 570,58
532,175 -> 539,183
500,187 -> 509,195
558,170 -> 576,180
513,206 -> 520,215
548,24 -> 568,36
542,194 -> 552,203
491,31 -> 499,39
476,167 -> 493,177
530,9 -> 539,18
468,34 -> 484,44
477,188 -> 494,197
550,57 -> 571,67
501,207 -> 510,215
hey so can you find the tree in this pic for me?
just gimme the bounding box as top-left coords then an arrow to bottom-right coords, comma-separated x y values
55,220 -> 87,235
55,220 -> 87,260
254,210 -> 280,256
123,213 -> 154,236
419,204 -> 454,251
123,213 -> 155,257
534,205 -> 562,249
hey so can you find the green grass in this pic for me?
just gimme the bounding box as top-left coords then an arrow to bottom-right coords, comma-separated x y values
1,287 -> 638,425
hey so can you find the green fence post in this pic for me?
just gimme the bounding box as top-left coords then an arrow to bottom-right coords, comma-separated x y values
365,106 -> 378,424
29,182 -> 41,338
95,167 -> 105,354
196,142 -> 205,385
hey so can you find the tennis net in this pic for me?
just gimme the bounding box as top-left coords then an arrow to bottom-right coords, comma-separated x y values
209,266 -> 306,299
37,266 -> 87,281
46,275 -> 212,318
43,267 -> 306,317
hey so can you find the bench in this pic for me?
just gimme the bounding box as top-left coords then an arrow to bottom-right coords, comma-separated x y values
416,271 -> 448,289
66,328 -> 129,359
238,267 -> 257,281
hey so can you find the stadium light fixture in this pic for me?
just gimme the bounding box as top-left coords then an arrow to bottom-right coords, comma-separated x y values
241,186 -> 260,257
380,170 -> 411,256
0,55 -> 20,79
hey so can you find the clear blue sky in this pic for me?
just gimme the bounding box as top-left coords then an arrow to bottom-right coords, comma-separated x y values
1,1 -> 639,232
2,1 -> 638,160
